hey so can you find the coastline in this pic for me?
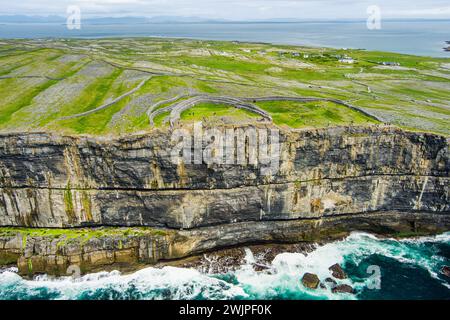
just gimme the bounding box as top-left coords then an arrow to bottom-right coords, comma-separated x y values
1,229 -> 449,300
1,21 -> 450,57
1,211 -> 449,276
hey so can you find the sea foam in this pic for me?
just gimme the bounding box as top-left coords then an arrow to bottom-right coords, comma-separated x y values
0,232 -> 448,300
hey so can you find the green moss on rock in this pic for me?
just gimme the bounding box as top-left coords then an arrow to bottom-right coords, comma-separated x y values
64,181 -> 76,223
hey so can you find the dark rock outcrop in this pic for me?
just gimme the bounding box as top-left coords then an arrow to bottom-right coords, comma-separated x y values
329,264 -> 347,279
332,284 -> 354,294
325,277 -> 337,288
441,266 -> 450,277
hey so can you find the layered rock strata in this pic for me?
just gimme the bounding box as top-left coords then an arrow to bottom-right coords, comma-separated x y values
0,125 -> 448,275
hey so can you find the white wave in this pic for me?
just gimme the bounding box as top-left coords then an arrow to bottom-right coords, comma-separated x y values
233,231 -> 450,298
0,231 -> 448,300
233,239 -> 362,300
400,232 -> 450,244
0,269 -> 22,284
0,266 -> 248,300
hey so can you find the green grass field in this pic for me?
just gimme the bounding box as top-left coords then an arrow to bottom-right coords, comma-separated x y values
256,101 -> 379,128
180,103 -> 260,123
0,38 -> 448,136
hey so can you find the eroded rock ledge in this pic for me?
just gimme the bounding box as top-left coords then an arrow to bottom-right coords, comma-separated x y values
0,125 -> 448,275
1,211 -> 449,276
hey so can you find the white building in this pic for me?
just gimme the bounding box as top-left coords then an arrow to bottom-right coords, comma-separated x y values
339,57 -> 355,64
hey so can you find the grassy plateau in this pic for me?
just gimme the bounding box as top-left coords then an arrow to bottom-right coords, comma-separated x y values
0,38 -> 448,136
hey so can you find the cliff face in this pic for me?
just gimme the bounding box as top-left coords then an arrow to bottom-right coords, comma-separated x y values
0,125 -> 449,275
0,125 -> 448,229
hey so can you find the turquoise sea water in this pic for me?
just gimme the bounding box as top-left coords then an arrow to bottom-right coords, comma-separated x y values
0,232 -> 449,300
1,20 -> 450,57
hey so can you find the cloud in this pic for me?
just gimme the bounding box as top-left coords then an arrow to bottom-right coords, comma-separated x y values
0,0 -> 449,19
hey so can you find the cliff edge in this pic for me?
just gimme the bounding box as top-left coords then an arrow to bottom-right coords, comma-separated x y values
0,125 -> 448,275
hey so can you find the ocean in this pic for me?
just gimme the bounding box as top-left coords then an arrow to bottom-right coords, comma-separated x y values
1,20 -> 450,57
1,232 -> 449,300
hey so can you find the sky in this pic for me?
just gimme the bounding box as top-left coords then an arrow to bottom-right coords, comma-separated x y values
0,0 -> 450,20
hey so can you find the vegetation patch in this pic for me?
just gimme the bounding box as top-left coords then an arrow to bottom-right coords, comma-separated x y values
0,227 -> 170,240
180,102 -> 260,123
256,101 -> 379,128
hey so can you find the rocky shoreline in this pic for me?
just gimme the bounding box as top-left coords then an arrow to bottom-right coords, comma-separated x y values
1,211 -> 449,276
0,125 -> 448,276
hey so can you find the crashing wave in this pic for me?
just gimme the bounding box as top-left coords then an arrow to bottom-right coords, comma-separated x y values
0,232 -> 449,300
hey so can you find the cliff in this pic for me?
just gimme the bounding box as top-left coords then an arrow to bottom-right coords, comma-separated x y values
0,125 -> 449,275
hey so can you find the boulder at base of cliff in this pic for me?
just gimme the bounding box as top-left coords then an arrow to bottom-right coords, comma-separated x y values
329,263 -> 347,279
302,273 -> 320,289
441,266 -> 450,277
325,277 -> 337,288
332,284 -> 354,294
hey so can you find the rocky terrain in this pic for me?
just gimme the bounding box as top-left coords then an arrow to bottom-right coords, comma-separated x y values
0,125 -> 448,229
0,125 -> 448,275
0,38 -> 449,276
1,38 -> 449,136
